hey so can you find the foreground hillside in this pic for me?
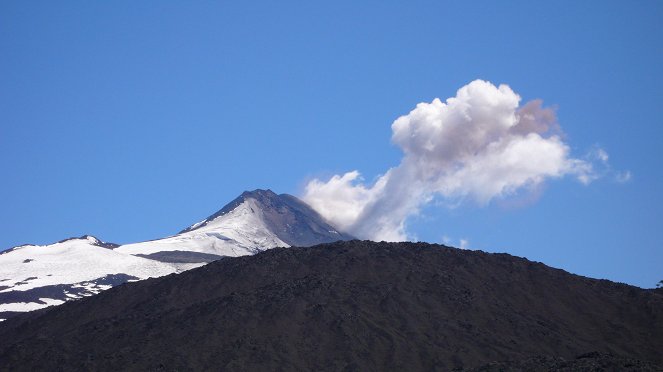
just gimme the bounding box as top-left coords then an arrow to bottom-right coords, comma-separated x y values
0,241 -> 661,371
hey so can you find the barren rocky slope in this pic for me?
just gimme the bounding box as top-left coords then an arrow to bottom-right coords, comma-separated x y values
0,241 -> 661,371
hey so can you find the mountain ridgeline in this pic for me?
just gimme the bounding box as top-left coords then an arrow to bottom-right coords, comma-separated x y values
0,190 -> 353,319
0,241 -> 661,371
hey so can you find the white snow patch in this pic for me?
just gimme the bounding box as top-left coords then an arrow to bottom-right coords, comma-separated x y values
0,238 -> 189,293
0,298 -> 65,312
186,219 -> 207,231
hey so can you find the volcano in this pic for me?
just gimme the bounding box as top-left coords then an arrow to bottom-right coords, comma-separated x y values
0,190 -> 352,319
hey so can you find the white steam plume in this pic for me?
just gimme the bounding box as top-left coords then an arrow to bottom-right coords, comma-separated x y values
303,80 -> 602,241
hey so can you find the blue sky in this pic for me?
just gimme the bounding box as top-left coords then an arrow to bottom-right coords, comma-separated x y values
1,1 -> 661,287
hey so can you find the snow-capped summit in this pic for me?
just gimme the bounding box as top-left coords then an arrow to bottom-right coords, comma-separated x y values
117,189 -> 353,262
183,189 -> 351,245
0,191 -> 352,320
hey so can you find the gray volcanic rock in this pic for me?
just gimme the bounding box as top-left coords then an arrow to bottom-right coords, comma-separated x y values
468,352 -> 663,371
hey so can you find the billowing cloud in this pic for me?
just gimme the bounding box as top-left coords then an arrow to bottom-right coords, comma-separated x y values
303,80 -> 604,241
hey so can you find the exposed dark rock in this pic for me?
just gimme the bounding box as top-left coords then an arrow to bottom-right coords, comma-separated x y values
14,276 -> 39,285
0,311 -> 24,320
0,246 -> 29,256
466,352 -> 663,371
135,250 -> 226,263
0,241 -> 660,371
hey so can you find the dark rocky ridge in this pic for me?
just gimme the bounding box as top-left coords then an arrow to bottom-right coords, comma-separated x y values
179,189 -> 354,246
0,241 -> 661,371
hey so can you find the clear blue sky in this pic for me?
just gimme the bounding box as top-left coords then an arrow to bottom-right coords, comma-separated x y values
1,1 -> 661,287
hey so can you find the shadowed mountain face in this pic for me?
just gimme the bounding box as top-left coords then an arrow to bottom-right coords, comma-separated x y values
0,241 -> 661,371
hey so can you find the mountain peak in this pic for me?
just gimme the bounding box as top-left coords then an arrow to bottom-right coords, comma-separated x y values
178,190 -> 263,234
179,189 -> 353,246
241,189 -> 277,198
0,189 -> 352,320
